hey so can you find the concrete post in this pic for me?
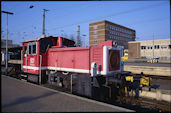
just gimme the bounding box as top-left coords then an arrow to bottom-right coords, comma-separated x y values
156,89 -> 162,101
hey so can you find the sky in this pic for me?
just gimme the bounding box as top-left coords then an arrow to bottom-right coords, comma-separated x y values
1,0 -> 170,46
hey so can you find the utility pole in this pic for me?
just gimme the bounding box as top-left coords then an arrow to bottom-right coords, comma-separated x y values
42,9 -> 49,38
77,25 -> 81,47
152,34 -> 154,58
2,11 -> 14,76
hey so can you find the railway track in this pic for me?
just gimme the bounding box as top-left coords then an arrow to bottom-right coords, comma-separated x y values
41,83 -> 170,112
1,69 -> 171,112
149,75 -> 171,80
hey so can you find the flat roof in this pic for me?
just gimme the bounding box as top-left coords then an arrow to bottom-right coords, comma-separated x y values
128,39 -> 171,43
89,20 -> 135,31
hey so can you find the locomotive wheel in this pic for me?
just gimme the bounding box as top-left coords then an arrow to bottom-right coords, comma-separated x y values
59,72 -> 71,89
50,71 -> 71,89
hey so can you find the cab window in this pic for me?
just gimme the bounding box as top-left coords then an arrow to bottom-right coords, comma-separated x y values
24,45 -> 27,55
33,43 -> 36,54
40,39 -> 53,53
28,42 -> 37,55
29,44 -> 32,54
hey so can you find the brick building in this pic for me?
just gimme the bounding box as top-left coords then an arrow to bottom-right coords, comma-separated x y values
89,20 -> 136,49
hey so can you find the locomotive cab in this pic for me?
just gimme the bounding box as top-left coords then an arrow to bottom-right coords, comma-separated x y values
22,36 -> 75,83
23,39 -> 39,75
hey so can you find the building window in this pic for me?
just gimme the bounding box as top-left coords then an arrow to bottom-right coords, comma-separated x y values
94,36 -> 98,39
114,26 -> 116,30
141,46 -> 143,49
94,31 -> 98,34
94,40 -> 97,44
93,25 -> 98,29
127,31 -> 129,34
144,46 -> 146,49
147,46 -> 153,49
161,45 -> 167,49
109,25 -> 111,29
154,45 -> 160,49
169,44 -> 171,49
141,46 -> 146,50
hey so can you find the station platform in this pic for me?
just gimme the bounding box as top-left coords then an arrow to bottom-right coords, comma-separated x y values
1,75 -> 134,112
124,62 -> 171,77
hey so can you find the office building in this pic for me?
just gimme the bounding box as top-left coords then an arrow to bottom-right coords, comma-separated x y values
89,20 -> 136,49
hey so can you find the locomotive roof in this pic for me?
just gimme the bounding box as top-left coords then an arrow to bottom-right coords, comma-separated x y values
23,36 -> 75,43
23,36 -> 58,43
22,38 -> 40,43
22,36 -> 56,43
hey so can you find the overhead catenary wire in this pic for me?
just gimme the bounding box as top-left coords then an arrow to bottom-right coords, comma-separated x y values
14,3 -> 101,31
48,1 -> 168,32
49,3 -> 104,20
1,1 -> 169,45
5,1 -> 167,35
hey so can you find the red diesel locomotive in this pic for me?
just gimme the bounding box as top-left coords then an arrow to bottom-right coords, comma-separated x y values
22,36 -> 123,83
22,36 -> 150,101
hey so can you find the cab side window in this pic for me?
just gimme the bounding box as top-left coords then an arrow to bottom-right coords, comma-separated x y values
24,45 -> 27,57
24,45 -> 27,54
29,44 -> 32,54
28,42 -> 37,55
32,43 -> 36,54
40,39 -> 53,53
